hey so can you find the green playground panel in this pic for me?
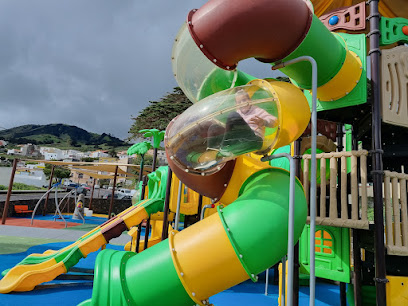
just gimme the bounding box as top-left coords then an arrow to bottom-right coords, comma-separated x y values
303,33 -> 367,112
299,224 -> 351,283
197,69 -> 256,101
347,284 -> 376,306
279,15 -> 347,89
269,145 -> 291,171
380,17 -> 408,46
345,124 -> 353,173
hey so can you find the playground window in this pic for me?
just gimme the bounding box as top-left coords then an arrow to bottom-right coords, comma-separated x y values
315,229 -> 334,256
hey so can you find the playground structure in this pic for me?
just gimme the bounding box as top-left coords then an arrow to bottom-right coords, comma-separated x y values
29,181 -> 87,228
1,0 -> 408,305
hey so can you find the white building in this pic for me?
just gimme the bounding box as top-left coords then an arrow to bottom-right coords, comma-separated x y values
61,149 -> 82,160
157,150 -> 168,165
90,150 -> 109,158
41,147 -> 64,160
44,152 -> 60,160
7,148 -> 21,155
118,151 -> 128,160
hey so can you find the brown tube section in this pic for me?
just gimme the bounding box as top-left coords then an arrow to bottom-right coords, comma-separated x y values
165,121 -> 235,200
165,146 -> 236,200
188,0 -> 312,70
101,218 -> 128,241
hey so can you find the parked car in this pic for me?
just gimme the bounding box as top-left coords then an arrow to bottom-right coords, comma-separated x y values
65,183 -> 80,191
94,184 -> 100,189
103,193 -> 132,200
81,184 -> 91,191
117,188 -> 136,196
76,186 -> 88,195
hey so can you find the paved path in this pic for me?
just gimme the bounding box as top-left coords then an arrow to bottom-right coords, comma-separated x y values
0,224 -> 129,245
0,192 -> 69,202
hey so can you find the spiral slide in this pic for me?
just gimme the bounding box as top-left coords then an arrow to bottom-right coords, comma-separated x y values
79,157 -> 307,306
0,167 -> 169,294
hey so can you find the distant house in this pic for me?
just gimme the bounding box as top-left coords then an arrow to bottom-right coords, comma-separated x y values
7,148 -> 21,155
21,144 -> 42,157
99,157 -> 118,163
117,151 -> 128,160
157,150 -> 168,165
90,150 -> 109,158
61,149 -> 82,160
70,169 -> 94,186
0,140 -> 8,146
41,147 -> 64,160
44,152 -> 60,160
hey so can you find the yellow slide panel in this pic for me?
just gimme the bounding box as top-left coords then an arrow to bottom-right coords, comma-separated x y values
124,220 -> 174,252
78,232 -> 107,257
220,155 -> 271,204
169,212 -> 248,304
315,49 -> 362,101
386,275 -> 408,305
0,259 -> 66,293
121,206 -> 149,229
114,199 -> 149,219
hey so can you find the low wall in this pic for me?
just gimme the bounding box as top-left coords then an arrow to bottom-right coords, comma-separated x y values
0,197 -> 132,219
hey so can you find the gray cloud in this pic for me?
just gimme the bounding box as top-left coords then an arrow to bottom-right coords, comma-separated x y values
0,0 -> 280,140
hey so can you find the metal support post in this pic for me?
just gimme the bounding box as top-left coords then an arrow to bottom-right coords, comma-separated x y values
272,56 -> 318,306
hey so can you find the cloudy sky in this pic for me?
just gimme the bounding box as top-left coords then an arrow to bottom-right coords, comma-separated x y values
0,0 -> 278,140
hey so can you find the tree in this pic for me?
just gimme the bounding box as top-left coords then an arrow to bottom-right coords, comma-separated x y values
43,164 -> 71,182
108,147 -> 118,158
99,179 -> 110,187
81,157 -> 99,162
132,154 -> 153,166
68,137 -> 78,147
128,87 -> 192,140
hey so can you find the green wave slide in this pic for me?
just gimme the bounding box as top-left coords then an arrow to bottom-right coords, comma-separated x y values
79,166 -> 307,306
0,167 -> 169,294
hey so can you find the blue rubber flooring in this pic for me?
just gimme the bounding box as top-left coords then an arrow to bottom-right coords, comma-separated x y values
29,214 -> 108,225
0,242 -> 342,305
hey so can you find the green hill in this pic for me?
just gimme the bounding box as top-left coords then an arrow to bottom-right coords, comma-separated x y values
0,124 -> 126,150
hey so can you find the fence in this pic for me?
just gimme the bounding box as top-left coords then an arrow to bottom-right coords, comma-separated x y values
384,170 -> 408,256
302,150 -> 370,230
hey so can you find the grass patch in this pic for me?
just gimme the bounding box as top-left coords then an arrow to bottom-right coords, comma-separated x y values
0,183 -> 44,190
0,235 -> 69,255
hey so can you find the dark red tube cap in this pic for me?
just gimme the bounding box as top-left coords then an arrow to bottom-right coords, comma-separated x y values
187,0 -> 312,70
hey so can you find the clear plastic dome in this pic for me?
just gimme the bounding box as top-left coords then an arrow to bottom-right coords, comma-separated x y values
166,84 -> 280,174
172,23 -> 240,103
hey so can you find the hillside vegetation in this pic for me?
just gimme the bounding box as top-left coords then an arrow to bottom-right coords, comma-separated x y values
0,124 -> 127,151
